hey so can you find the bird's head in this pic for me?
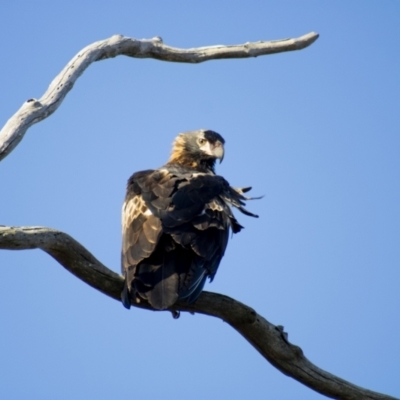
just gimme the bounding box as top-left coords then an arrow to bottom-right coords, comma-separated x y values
168,129 -> 225,172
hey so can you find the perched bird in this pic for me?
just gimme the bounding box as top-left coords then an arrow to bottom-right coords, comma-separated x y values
121,129 -> 258,311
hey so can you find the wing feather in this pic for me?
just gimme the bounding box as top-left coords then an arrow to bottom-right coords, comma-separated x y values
122,167 -> 258,310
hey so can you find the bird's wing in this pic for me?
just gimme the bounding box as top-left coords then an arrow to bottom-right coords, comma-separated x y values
122,168 -> 194,308
155,172 -> 233,300
122,168 -> 257,309
121,191 -> 162,270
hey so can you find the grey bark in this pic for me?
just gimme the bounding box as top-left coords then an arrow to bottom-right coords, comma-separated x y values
2,33 -> 396,399
0,32 -> 318,162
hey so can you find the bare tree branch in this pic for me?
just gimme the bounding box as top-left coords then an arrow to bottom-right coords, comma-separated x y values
4,32 -> 395,399
0,32 -> 318,162
0,225 -> 397,400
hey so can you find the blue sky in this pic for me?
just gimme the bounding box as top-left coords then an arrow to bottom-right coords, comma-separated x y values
1,2 -> 399,399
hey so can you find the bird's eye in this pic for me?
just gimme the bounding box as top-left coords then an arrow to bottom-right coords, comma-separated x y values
198,138 -> 206,145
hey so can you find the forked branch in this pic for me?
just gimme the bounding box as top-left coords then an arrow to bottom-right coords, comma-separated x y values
0,226 -> 397,400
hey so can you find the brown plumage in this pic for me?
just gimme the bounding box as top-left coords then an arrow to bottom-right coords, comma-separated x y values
121,129 -> 258,311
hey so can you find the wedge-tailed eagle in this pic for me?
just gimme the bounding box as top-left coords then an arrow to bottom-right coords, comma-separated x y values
121,129 -> 258,310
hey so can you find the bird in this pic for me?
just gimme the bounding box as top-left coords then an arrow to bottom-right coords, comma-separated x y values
121,129 -> 259,312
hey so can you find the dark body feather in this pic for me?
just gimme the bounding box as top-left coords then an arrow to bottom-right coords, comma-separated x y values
121,130 -> 258,310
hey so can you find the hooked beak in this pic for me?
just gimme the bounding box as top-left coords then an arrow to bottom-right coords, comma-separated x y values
201,140 -> 224,163
213,140 -> 224,163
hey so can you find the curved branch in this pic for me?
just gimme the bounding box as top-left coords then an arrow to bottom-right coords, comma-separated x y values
0,225 -> 396,400
0,32 -> 318,162
4,32 -> 393,399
